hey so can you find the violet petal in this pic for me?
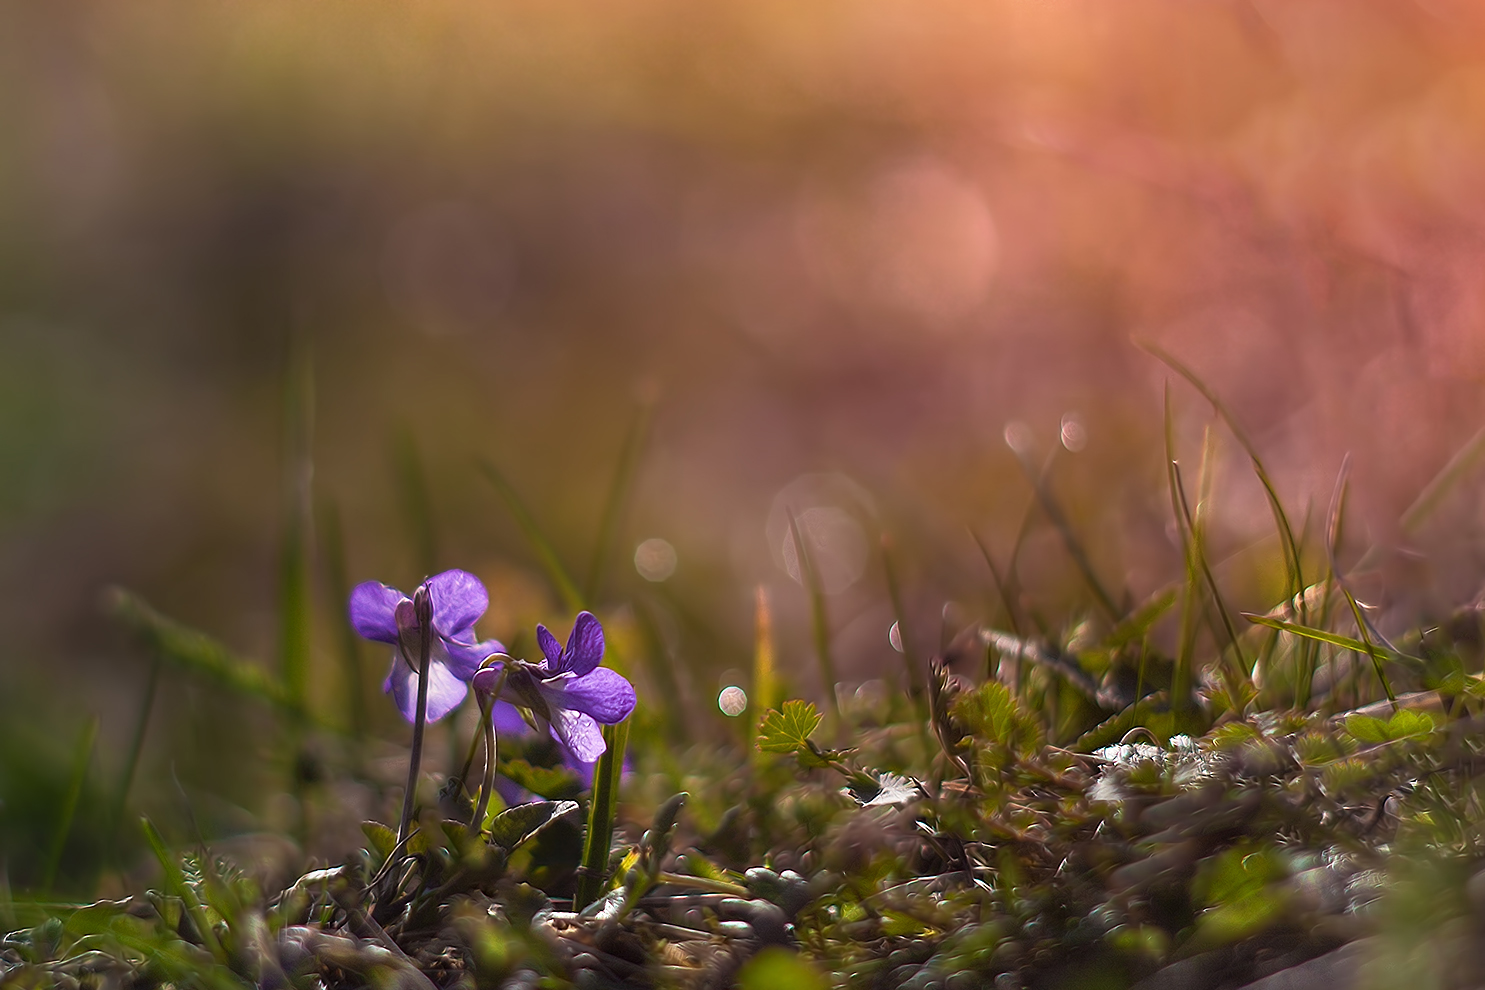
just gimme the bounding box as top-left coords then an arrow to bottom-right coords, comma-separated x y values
442,636 -> 503,681
351,582 -> 406,643
535,624 -> 565,672
423,660 -> 470,722
427,569 -> 489,638
564,611 -> 605,676
550,708 -> 606,762
539,668 -> 636,724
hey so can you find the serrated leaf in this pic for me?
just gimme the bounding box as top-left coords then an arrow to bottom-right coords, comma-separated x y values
844,771 -> 923,807
951,682 -> 1042,753
486,800 -> 579,851
1386,709 -> 1435,739
757,700 -> 823,755
1343,714 -> 1388,744
1209,722 -> 1261,751
361,821 -> 397,862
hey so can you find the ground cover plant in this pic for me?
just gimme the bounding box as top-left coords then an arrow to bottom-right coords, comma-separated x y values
8,358 -> 1485,990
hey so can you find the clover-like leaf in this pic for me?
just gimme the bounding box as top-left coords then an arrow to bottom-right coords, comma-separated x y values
757,700 -> 823,755
486,800 -> 580,852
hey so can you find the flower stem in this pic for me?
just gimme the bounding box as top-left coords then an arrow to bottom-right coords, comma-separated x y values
469,672 -> 505,839
397,589 -> 434,846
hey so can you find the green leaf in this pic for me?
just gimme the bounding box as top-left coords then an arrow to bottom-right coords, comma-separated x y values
1242,613 -> 1424,668
950,682 -> 1041,754
757,700 -> 823,755
1386,709 -> 1435,739
1344,714 -> 1389,743
486,801 -> 579,852
360,821 -> 397,863
737,947 -> 830,990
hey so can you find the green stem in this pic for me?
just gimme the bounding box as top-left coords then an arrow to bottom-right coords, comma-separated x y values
397,594 -> 433,847
469,672 -> 506,839
575,718 -> 630,909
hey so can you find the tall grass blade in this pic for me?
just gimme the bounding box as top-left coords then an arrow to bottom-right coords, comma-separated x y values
1242,613 -> 1423,673
1141,341 -> 1306,608
140,816 -> 226,963
1171,433 -> 1249,693
787,509 -> 840,731
319,498 -> 367,741
584,401 -> 653,606
279,338 -> 315,718
1326,459 -> 1396,706
43,715 -> 97,894
631,600 -> 688,742
1164,384 -> 1202,711
109,657 -> 160,862
477,458 -> 585,612
107,588 -> 319,723
1400,421 -> 1485,535
394,429 -> 440,577
575,718 -> 630,910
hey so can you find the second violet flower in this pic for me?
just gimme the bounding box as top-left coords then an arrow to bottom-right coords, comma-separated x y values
474,611 -> 635,763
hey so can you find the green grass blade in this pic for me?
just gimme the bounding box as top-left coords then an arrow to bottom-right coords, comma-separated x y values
575,718 -> 630,910
318,498 -> 367,742
1325,460 -> 1396,706
109,657 -> 160,864
1164,384 -> 1202,710
787,509 -> 840,732
476,458 -> 585,612
584,400 -> 653,606
43,716 -> 97,894
1171,435 -> 1249,693
1141,341 -> 1305,608
1241,613 -> 1422,669
970,528 -> 1024,641
139,816 -> 225,963
394,429 -> 440,577
1400,420 -> 1485,535
107,588 -> 320,723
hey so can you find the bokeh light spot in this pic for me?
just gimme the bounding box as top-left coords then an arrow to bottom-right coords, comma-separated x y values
1060,413 -> 1087,453
634,538 -> 678,582
718,685 -> 748,717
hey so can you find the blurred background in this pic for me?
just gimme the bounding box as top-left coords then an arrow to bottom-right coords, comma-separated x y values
7,0 -> 1485,890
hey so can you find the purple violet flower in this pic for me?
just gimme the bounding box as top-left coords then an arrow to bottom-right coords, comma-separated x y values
349,569 -> 503,723
473,611 -> 635,763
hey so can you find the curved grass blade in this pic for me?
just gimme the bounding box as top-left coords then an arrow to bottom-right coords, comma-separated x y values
1241,613 -> 1423,671
970,528 -> 1024,640
140,816 -> 225,964
108,658 -> 159,865
1325,459 -> 1396,706
106,588 -> 322,725
1141,341 -> 1306,609
279,337 -> 315,717
43,716 -> 97,894
476,458 -> 584,612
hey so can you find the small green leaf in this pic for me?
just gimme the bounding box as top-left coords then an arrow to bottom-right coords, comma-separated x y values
1386,709 -> 1435,739
1343,714 -> 1389,744
361,821 -> 397,862
1209,722 -> 1260,751
487,800 -> 580,852
951,682 -> 1041,753
757,700 -> 823,755
737,947 -> 830,990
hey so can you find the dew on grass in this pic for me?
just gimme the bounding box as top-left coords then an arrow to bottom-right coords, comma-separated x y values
634,538 -> 678,582
889,620 -> 904,653
718,685 -> 748,717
